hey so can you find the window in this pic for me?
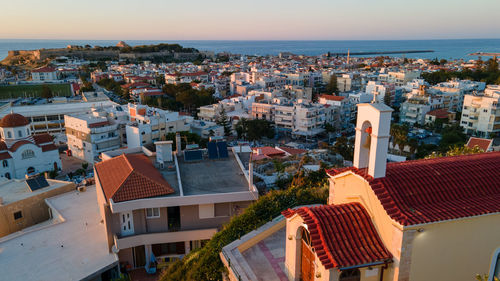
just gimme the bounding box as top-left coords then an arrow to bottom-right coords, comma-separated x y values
5,172 -> 10,179
7,131 -> 11,138
146,208 -> 160,219
13,211 -> 22,220
199,204 -> 215,219
215,203 -> 230,217
18,130 -> 22,138
2,160 -> 8,168
489,248 -> 500,281
22,150 -> 35,159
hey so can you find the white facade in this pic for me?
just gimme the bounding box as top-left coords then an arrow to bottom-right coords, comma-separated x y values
460,85 -> 500,137
0,114 -> 61,179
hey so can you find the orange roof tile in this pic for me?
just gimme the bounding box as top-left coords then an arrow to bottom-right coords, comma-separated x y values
95,154 -> 175,203
466,137 -> 493,152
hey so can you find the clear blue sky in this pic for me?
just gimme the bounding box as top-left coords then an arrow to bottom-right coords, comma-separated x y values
1,0 -> 499,40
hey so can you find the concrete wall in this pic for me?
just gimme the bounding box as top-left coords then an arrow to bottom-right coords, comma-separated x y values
0,181 -> 75,237
329,174 -> 401,281
406,214 -> 500,281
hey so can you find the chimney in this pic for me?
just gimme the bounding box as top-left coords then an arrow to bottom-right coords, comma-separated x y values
249,157 -> 254,191
353,103 -> 393,178
175,133 -> 182,156
155,141 -> 173,165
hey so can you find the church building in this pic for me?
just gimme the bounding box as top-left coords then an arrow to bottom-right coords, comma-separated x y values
0,113 -> 61,179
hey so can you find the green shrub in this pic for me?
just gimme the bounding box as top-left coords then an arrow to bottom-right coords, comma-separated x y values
160,181 -> 328,280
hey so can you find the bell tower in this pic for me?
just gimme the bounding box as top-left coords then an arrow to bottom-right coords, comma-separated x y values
353,103 -> 393,178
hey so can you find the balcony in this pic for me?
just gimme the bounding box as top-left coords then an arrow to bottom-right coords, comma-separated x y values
113,228 -> 217,250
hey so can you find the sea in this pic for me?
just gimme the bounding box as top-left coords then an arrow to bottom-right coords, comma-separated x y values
1,39 -> 500,61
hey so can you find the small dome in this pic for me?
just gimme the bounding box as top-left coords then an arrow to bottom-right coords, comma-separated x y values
0,113 -> 30,128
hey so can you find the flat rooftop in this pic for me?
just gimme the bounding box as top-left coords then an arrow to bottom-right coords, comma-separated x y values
0,186 -> 118,281
178,151 -> 249,196
0,179 -> 71,205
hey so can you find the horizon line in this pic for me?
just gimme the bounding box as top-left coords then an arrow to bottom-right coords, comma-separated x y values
1,37 -> 500,42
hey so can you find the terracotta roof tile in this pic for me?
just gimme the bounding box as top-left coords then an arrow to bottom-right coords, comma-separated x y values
278,146 -> 307,155
9,140 -> 33,152
95,154 -> 175,203
0,152 -> 12,160
282,203 -> 392,269
326,152 -> 500,226
0,113 -> 30,128
0,141 -> 7,151
33,133 -> 54,145
41,144 -> 58,152
466,137 -> 493,152
320,94 -> 345,101
252,146 -> 285,158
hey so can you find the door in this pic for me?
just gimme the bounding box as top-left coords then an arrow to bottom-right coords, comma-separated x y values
133,245 -> 146,267
301,240 -> 315,281
120,211 -> 134,236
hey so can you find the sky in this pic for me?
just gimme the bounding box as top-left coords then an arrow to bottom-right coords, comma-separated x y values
1,0 -> 499,40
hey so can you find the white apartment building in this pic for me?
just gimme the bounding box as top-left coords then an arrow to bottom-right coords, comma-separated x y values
379,70 -> 420,86
65,109 -> 122,163
460,85 -> 500,137
400,94 -> 443,125
31,67 -> 58,81
126,104 -> 193,148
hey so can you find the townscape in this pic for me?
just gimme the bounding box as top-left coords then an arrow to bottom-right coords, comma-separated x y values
0,35 -> 499,281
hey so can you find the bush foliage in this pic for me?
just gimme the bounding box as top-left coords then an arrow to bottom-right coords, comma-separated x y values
160,173 -> 328,281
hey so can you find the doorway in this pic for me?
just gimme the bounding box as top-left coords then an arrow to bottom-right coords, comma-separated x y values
300,228 -> 315,281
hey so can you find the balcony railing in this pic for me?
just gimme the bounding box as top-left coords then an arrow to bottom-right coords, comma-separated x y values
114,228 -> 217,250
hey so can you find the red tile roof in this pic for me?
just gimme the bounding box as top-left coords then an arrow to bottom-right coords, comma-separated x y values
282,203 -> 392,269
320,94 -> 344,101
95,154 -> 175,203
88,121 -> 110,128
0,113 -> 30,128
33,133 -> 54,145
41,144 -> 58,152
426,108 -> 449,119
326,152 -> 500,226
278,146 -> 307,156
0,141 -> 7,151
252,146 -> 286,158
466,137 -> 492,152
0,152 -> 12,160
9,140 -> 33,152
32,66 -> 56,73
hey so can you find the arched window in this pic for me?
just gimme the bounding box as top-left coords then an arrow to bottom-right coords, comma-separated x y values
489,248 -> 500,281
27,167 -> 35,174
18,130 -> 22,138
26,128 -> 30,135
22,149 -> 35,159
5,172 -> 11,179
339,269 -> 361,281
7,131 -> 12,138
2,160 -> 8,167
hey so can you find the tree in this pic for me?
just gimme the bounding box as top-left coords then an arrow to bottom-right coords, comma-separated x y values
216,107 -> 232,137
41,85 -> 53,100
390,124 -> 409,151
438,123 -> 466,152
325,75 -> 338,94
383,92 -> 392,106
235,118 -> 274,141
331,136 -> 354,161
426,144 -> 484,159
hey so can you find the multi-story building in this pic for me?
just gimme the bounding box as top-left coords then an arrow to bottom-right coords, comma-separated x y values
165,71 -> 208,84
126,104 -> 193,148
0,113 -> 61,179
460,85 -> 500,137
0,99 -> 119,134
65,109 -> 123,163
379,70 -> 420,86
400,87 -> 443,125
31,66 -> 58,81
94,143 -> 258,273
337,73 -> 361,92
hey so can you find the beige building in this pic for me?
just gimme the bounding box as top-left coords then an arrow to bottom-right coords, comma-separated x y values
460,85 -> 500,138
94,143 -> 258,274
0,177 -> 75,237
222,102 -> 500,281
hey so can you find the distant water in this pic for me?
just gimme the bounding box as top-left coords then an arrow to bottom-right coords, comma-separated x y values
1,39 -> 499,61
